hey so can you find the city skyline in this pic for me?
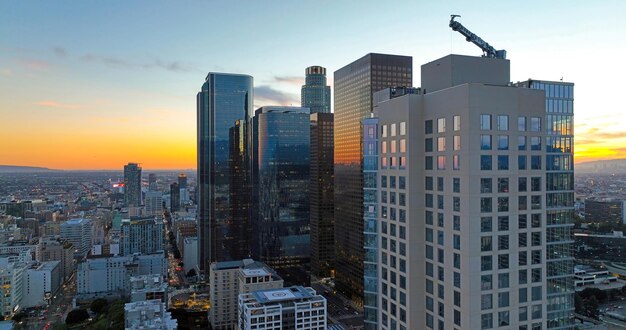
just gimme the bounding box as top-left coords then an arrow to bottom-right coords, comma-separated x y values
1,1 -> 625,169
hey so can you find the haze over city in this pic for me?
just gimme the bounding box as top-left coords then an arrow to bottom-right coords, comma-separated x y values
1,0 -> 625,169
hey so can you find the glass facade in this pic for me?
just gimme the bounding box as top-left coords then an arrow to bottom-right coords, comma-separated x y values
253,106 -> 311,286
521,80 -> 575,329
197,73 -> 253,272
334,53 -> 412,303
301,66 -> 331,114
363,118 -> 379,329
310,113 -> 335,277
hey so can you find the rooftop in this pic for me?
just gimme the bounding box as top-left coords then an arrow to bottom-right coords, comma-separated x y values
252,286 -> 313,304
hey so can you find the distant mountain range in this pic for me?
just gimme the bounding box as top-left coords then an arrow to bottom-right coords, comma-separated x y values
0,165 -> 57,173
576,158 -> 626,174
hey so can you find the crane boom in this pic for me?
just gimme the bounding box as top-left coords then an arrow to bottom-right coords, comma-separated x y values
449,15 -> 506,59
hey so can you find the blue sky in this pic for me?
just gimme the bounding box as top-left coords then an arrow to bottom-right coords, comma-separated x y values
1,0 -> 625,168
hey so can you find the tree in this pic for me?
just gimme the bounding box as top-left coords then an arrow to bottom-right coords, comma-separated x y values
90,298 -> 109,314
186,268 -> 197,277
65,309 -> 89,325
12,312 -> 27,323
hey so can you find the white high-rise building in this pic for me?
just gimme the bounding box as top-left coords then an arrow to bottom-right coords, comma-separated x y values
0,255 -> 28,318
371,55 -> 574,329
238,286 -> 327,330
120,217 -> 164,256
22,261 -> 61,308
60,218 -> 93,257
209,259 -> 284,329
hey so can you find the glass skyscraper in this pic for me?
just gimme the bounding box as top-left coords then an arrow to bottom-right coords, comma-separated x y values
252,106 -> 311,285
334,53 -> 412,303
197,73 -> 253,272
362,117 -> 379,329
517,79 -> 575,329
301,66 -> 331,114
124,162 -> 142,207
310,112 -> 334,278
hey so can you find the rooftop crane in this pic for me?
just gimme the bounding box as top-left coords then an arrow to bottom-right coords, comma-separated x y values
449,15 -> 506,59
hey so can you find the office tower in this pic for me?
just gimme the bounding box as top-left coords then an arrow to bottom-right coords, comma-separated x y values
124,163 -> 142,206
148,173 -> 158,191
514,79 -> 575,329
36,237 -> 74,282
309,113 -> 334,278
170,182 -> 180,212
197,73 -> 253,271
209,259 -> 283,329
252,106 -> 311,285
178,173 -> 189,203
371,54 -> 574,330
301,66 -> 331,114
60,218 -> 93,257
333,53 -> 412,302
120,217 -> 165,256
238,286 -> 327,330
584,199 -> 625,224
145,191 -> 164,218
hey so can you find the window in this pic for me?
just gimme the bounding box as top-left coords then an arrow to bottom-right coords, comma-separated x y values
531,136 -> 541,151
530,117 -> 541,132
481,275 -> 492,290
453,155 -> 460,170
498,135 -> 509,150
498,292 -> 509,308
498,235 -> 509,250
498,197 -> 509,212
481,198 -> 492,213
532,232 -> 542,246
481,178 -> 492,193
498,216 -> 509,231
382,157 -> 387,168
481,255 -> 492,271
497,178 -> 509,193
519,250 -> 527,265
497,115 -> 508,131
425,156 -> 433,170
518,155 -> 527,170
481,236 -> 492,251
481,135 -> 492,150
531,195 -> 542,209
531,156 -> 541,170
519,306 -> 528,322
425,120 -> 433,134
425,138 -> 433,152
453,178 -> 460,193
425,176 -> 433,190
531,214 -> 541,228
481,217 -> 492,232
391,123 -> 396,137
453,135 -> 461,150
382,124 -> 388,137
399,176 -> 406,189
481,155 -> 492,170
400,121 -> 406,135
531,305 -> 542,319
519,232 -> 527,247
519,177 -> 527,192
453,196 -> 461,212
481,313 -> 493,329
498,254 -> 509,269
497,155 -> 509,170
531,177 -> 541,191
437,118 -> 446,133
518,136 -> 527,150
400,139 -> 406,152
498,311 -> 510,327
518,116 -> 527,131
520,269 -> 528,285
454,216 -> 460,231
481,294 -> 493,310
519,196 -> 527,211
454,115 -> 461,131
480,114 -> 491,130
437,137 -> 446,151
390,176 -> 396,188
437,156 -> 446,170
437,177 -> 444,191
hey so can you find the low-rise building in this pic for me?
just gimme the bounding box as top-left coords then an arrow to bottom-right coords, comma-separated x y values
124,299 -> 177,330
130,274 -> 168,303
238,286 -> 327,330
36,237 -> 74,282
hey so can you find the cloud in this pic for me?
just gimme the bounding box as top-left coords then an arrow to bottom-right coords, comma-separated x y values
273,75 -> 303,85
52,47 -> 67,57
34,100 -> 83,110
80,54 -> 197,73
0,68 -> 12,77
18,59 -> 51,70
254,85 -> 300,106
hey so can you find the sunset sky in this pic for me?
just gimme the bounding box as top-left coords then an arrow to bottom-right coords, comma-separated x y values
1,1 -> 625,170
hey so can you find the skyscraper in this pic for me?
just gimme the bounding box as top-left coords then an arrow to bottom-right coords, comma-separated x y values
370,54 -> 574,329
252,106 -> 311,285
197,73 -> 253,272
144,191 -> 164,218
120,217 -> 165,256
333,53 -> 412,303
309,112 -> 334,278
301,66 -> 331,114
148,173 -> 157,191
124,163 -> 142,206
170,182 -> 180,212
178,173 -> 189,204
